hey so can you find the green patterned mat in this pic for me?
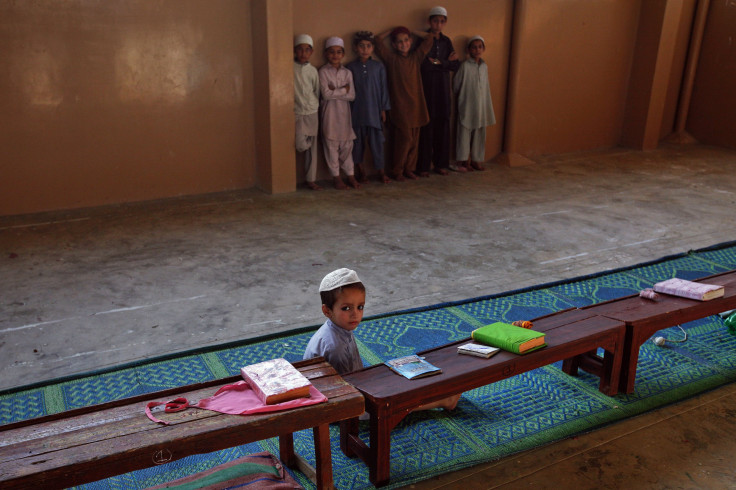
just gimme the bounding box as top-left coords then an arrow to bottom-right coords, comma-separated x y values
3,241 -> 736,489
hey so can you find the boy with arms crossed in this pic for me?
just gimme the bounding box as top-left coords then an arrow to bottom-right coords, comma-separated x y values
319,37 -> 360,190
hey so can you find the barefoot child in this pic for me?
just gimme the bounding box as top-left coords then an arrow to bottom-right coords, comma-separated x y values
453,35 -> 496,171
346,31 -> 392,184
418,6 -> 459,176
293,34 -> 322,190
304,268 -> 460,411
374,27 -> 434,181
319,37 -> 360,190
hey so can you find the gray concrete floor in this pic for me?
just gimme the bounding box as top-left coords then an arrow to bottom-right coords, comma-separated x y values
2,143 -> 736,487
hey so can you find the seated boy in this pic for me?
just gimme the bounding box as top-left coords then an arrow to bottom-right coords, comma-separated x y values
304,268 -> 365,375
304,268 -> 459,411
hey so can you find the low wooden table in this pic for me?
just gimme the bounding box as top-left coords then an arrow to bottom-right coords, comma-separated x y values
581,269 -> 736,393
340,310 -> 625,486
0,357 -> 364,490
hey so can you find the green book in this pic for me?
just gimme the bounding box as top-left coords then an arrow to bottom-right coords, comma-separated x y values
471,322 -> 547,354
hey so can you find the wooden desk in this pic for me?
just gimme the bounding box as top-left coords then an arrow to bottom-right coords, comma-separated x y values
0,358 -> 364,490
340,311 -> 625,486
581,270 -> 736,394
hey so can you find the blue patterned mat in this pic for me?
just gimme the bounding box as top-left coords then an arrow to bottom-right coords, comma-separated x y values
3,242 -> 736,489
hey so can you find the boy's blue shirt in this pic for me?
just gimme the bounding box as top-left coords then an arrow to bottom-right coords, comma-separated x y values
346,57 -> 390,130
303,318 -> 363,375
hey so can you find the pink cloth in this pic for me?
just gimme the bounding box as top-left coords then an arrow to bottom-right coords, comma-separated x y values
146,381 -> 327,425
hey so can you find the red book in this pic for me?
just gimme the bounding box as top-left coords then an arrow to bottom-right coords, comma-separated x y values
240,358 -> 312,405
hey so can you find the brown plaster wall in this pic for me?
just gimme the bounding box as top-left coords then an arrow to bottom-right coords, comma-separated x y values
1,0 -> 734,216
506,0 -> 640,157
0,1 -> 256,216
687,1 -> 736,149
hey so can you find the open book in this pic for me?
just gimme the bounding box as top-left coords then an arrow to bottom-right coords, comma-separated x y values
653,278 -> 724,301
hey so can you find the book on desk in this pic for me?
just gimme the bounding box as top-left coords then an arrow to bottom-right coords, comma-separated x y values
653,277 -> 725,301
471,321 -> 546,354
457,342 -> 501,358
240,358 -> 312,404
385,354 -> 442,379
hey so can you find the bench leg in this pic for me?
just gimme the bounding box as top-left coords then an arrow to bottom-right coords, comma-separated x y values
368,411 -> 402,487
619,329 -> 640,394
279,427 -> 334,490
279,432 -> 296,467
562,356 -> 581,376
313,424 -> 334,490
340,417 -> 359,457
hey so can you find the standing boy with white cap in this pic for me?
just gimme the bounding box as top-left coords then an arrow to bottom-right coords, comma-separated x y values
304,268 -> 366,374
294,34 -> 322,190
319,37 -> 360,190
453,36 -> 496,171
418,6 -> 459,176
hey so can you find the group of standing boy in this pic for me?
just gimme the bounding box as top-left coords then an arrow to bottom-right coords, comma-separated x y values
293,6 -> 496,190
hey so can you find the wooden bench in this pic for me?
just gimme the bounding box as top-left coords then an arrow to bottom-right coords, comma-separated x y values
339,310 -> 625,486
580,269 -> 736,393
0,357 -> 364,490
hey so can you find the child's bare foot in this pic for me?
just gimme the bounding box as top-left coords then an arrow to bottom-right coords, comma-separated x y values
333,177 -> 348,190
394,173 -> 405,182
378,171 -> 391,183
414,394 -> 461,412
470,161 -> 485,171
404,171 -> 418,180
435,168 -> 449,176
346,175 -> 361,189
306,181 -> 323,191
463,161 -> 474,172
418,171 -> 430,178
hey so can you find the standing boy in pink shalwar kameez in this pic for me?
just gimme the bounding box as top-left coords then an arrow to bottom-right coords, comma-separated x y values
319,36 -> 360,190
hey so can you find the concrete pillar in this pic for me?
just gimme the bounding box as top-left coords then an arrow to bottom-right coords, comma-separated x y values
621,0 -> 686,150
251,0 -> 296,193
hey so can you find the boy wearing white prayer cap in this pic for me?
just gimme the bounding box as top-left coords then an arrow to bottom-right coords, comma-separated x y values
418,5 -> 459,176
303,268 -> 365,375
453,35 -> 496,172
294,34 -> 322,190
303,268 -> 461,412
319,37 -> 361,190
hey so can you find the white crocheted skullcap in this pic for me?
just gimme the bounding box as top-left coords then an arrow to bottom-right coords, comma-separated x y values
319,268 -> 361,292
429,6 -> 448,18
294,34 -> 313,48
468,35 -> 485,46
325,36 -> 345,50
